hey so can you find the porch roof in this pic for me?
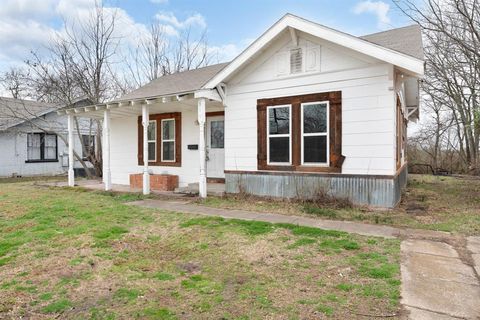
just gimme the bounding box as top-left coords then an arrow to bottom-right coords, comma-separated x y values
121,63 -> 228,101
57,63 -> 227,119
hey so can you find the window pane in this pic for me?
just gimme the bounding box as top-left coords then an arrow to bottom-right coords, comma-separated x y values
162,141 -> 175,161
304,136 -> 327,163
303,103 -> 327,133
210,120 -> 224,149
45,147 -> 56,160
44,134 -> 57,159
148,142 -> 156,161
27,134 -> 41,160
45,134 -> 56,147
162,120 -> 174,140
147,121 -> 156,141
269,137 -> 289,163
269,107 -> 290,135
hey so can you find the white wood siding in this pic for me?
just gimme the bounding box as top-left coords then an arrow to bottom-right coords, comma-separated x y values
109,110 -> 200,187
0,112 -> 90,177
224,34 -> 396,175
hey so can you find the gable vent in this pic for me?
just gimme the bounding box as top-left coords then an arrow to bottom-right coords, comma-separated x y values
290,48 -> 302,74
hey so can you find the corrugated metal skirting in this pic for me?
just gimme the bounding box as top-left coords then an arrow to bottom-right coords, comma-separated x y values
225,167 -> 407,208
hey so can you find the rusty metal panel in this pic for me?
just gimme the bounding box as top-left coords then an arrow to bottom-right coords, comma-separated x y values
393,165 -> 408,206
225,170 -> 408,208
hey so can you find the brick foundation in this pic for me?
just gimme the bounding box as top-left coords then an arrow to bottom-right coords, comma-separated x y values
129,174 -> 179,191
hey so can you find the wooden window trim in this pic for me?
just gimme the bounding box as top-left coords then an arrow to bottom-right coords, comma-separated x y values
138,112 -> 181,167
257,91 -> 343,173
206,111 -> 224,117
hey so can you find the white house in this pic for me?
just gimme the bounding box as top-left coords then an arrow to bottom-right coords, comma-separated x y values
59,14 -> 424,207
0,97 -> 95,178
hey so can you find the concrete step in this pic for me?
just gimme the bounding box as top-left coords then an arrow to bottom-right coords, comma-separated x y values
174,186 -> 198,195
174,183 -> 225,196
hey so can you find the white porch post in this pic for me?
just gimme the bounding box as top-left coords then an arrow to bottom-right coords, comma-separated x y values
198,98 -> 207,198
142,104 -> 150,195
67,114 -> 75,187
103,109 -> 112,191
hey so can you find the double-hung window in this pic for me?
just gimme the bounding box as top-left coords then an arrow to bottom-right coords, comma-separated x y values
257,91 -> 342,172
27,133 -> 58,162
161,119 -> 175,162
147,120 -> 157,162
301,101 -> 329,165
267,105 -> 291,164
138,112 -> 181,166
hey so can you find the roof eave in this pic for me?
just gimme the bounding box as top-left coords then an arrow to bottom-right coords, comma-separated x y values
57,91 -> 198,117
203,14 -> 424,89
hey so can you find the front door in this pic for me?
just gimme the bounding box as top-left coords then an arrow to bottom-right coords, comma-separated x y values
206,116 -> 225,179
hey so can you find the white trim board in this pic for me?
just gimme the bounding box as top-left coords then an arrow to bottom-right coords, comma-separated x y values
204,14 -> 424,89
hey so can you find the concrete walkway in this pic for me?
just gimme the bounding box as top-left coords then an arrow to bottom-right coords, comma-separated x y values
128,199 -> 449,239
401,238 -> 480,319
128,199 -> 480,319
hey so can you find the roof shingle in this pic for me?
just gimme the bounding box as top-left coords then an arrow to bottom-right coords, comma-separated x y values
119,63 -> 229,101
0,97 -> 57,131
361,24 -> 424,60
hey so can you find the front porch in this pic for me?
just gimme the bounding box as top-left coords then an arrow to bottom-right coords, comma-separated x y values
57,86 -> 226,198
45,179 -> 225,196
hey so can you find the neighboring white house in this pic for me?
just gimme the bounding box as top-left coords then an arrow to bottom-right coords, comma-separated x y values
0,97 -> 95,178
59,14 -> 424,207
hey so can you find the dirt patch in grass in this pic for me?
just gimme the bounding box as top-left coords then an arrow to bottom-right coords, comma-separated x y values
0,182 -> 402,319
200,174 -> 480,235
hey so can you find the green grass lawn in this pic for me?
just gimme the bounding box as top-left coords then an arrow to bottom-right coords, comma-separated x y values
201,174 -> 480,235
0,182 -> 401,319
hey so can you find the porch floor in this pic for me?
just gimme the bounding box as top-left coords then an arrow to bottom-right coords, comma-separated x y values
43,179 -> 225,197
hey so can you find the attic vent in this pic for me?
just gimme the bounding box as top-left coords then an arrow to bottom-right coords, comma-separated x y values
290,48 -> 302,74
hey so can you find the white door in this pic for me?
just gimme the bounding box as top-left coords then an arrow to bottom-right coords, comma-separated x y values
206,116 -> 225,178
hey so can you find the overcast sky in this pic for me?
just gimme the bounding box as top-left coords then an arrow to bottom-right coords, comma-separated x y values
0,0 -> 415,72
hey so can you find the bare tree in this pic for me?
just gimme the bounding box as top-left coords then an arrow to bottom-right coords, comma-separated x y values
23,3 -> 124,177
124,23 -> 214,88
168,27 -> 212,74
395,0 -> 480,174
139,22 -> 168,81
123,22 -> 168,89
2,4 -> 218,178
0,68 -> 31,99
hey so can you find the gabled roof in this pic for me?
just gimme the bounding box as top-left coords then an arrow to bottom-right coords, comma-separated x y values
59,14 -> 425,117
119,63 -> 229,101
204,14 -> 424,89
361,24 -> 423,60
0,97 -> 94,131
0,97 -> 57,131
